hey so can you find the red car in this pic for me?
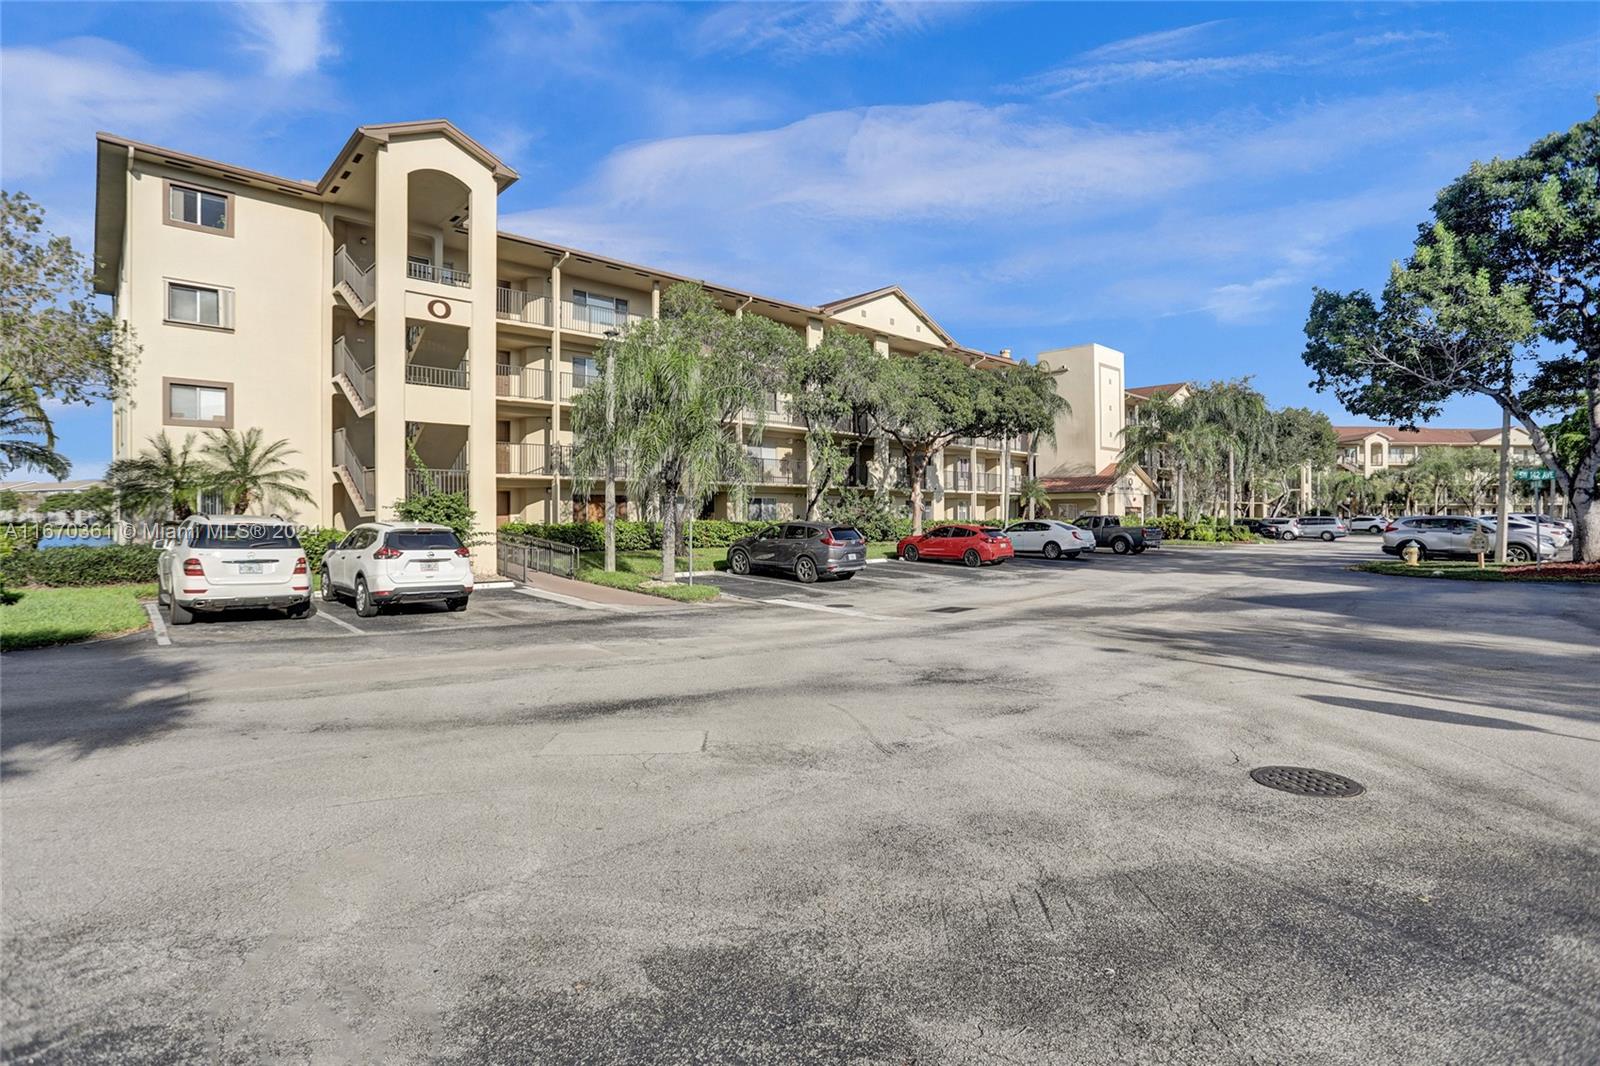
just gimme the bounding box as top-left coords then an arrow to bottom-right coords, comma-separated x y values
897,524 -> 1014,567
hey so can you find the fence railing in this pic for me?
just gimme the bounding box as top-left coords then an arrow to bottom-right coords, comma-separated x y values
406,362 -> 469,389
976,472 -> 1002,492
946,473 -> 974,492
332,335 -> 374,409
406,467 -> 469,497
560,300 -> 646,334
496,364 -> 551,401
496,287 -> 550,325
744,457 -> 805,485
496,441 -> 560,476
334,428 -> 375,511
333,245 -> 374,307
559,371 -> 603,399
497,531 -> 580,581
407,261 -> 471,288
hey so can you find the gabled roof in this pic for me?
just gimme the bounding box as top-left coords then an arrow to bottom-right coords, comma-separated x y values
1040,464 -> 1157,495
816,284 -> 958,347
321,120 -> 519,191
1126,382 -> 1189,401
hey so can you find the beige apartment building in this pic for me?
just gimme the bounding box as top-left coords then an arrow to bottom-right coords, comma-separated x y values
93,119 -> 1188,559
1335,425 -> 1537,475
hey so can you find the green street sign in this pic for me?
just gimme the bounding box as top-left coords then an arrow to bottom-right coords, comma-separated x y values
1514,468 -> 1556,482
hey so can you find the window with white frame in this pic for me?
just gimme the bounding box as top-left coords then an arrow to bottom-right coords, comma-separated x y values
166,380 -> 230,427
572,289 -> 628,328
748,496 -> 779,521
165,281 -> 232,328
166,182 -> 230,233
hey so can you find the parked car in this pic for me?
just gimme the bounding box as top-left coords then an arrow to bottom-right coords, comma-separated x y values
727,521 -> 866,583
158,515 -> 314,625
897,524 -> 1014,567
320,522 -> 473,616
1074,515 -> 1160,554
1348,515 -> 1388,534
1509,513 -> 1574,537
1235,517 -> 1273,535
1480,514 -> 1570,547
1381,516 -> 1558,563
1295,516 -> 1349,541
1260,517 -> 1301,540
1001,519 -> 1095,559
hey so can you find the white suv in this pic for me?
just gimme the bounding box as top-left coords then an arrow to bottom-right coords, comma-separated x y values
320,522 -> 473,616
158,516 -> 314,625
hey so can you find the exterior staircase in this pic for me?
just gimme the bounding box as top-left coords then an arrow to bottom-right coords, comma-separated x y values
331,336 -> 375,416
333,428 -> 375,515
333,244 -> 376,319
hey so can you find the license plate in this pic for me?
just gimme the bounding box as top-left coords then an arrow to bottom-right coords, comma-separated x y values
419,561 -> 440,572
847,553 -> 860,560
237,563 -> 263,574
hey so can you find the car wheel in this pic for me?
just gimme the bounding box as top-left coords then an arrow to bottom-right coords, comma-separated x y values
962,548 -> 981,567
1321,531 -> 1335,542
1111,537 -> 1131,554
287,601 -> 316,620
320,566 -> 338,603
1369,525 -> 1383,534
795,555 -> 819,584
354,576 -> 380,618
1042,541 -> 1061,560
446,596 -> 469,611
1282,531 -> 1298,541
1065,551 -> 1082,560
902,545 -> 920,562
729,548 -> 751,575
168,598 -> 194,625
1132,544 -> 1147,554
1506,544 -> 1533,563
834,571 -> 855,581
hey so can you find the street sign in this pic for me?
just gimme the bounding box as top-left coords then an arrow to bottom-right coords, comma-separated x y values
1514,468 -> 1556,483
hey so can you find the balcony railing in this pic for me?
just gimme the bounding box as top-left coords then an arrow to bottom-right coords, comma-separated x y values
976,472 -> 1001,492
332,335 -> 374,410
496,287 -> 551,326
333,428 -> 374,512
496,364 -> 551,401
744,457 -> 805,485
406,467 -> 469,497
946,473 -> 974,492
560,300 -> 646,335
407,261 -> 471,288
406,362 -> 469,389
333,245 -> 375,307
560,371 -> 603,399
496,441 -> 560,477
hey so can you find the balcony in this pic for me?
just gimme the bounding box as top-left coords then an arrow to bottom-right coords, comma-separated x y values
496,441 -> 558,477
559,370 -> 603,400
405,362 -> 469,389
745,456 -> 805,485
496,287 -> 551,326
560,300 -> 646,335
406,466 -> 469,498
407,261 -> 471,288
496,364 -> 551,401
976,472 -> 1001,492
946,472 -> 974,492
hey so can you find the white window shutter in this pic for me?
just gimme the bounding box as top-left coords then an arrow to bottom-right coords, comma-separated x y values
221,288 -> 236,329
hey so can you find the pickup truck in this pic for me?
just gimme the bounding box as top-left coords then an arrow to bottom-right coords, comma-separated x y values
1074,515 -> 1162,555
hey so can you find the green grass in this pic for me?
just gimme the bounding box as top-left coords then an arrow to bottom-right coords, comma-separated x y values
0,583 -> 157,651
576,551 -> 721,602
1352,561 -> 1600,584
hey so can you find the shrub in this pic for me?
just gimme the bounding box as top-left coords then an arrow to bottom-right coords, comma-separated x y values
298,527 -> 344,574
497,519 -> 777,551
0,545 -> 161,587
820,492 -> 912,542
393,491 -> 479,544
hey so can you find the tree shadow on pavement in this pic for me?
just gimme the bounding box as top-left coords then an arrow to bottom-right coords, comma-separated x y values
1301,693 -> 1599,742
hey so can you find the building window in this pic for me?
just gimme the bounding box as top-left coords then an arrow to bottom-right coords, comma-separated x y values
164,378 -> 232,429
570,357 -> 600,388
165,281 -> 232,328
572,289 -> 629,329
748,496 -> 779,521
164,181 -> 232,235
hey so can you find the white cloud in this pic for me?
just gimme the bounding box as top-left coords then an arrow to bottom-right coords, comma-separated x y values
0,39 -> 232,180
233,2 -> 338,78
1021,53 -> 1289,97
1082,20 -> 1229,60
1354,30 -> 1449,48
691,1 -> 970,58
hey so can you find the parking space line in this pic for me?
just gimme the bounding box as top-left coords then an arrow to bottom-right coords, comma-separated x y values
513,586 -> 631,613
143,602 -> 172,647
315,611 -> 369,636
761,598 -> 891,621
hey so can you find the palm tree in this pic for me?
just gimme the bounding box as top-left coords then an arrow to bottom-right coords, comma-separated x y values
199,428 -> 315,515
1118,393 -> 1206,519
0,381 -> 70,479
1017,477 -> 1050,519
107,432 -> 209,519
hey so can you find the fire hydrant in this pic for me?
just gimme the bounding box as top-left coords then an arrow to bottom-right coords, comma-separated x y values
1402,543 -> 1420,567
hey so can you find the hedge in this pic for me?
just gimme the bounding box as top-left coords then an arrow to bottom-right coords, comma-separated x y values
1124,514 -> 1255,542
497,519 -> 784,551
1,545 -> 162,587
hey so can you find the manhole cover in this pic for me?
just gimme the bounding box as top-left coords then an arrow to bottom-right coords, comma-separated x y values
1249,765 -> 1365,798
929,606 -> 974,614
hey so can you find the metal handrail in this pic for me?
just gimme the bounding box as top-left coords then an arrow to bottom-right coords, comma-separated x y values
496,441 -> 558,476
560,300 -> 645,334
496,531 -> 580,581
333,244 -> 374,306
745,457 -> 805,485
407,261 -> 471,287
406,467 -> 469,497
496,287 -> 550,325
946,473 -> 974,492
496,363 -> 550,400
406,362 -> 469,389
332,336 -> 374,409
333,428 -> 375,511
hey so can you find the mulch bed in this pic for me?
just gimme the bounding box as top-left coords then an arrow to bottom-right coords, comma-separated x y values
1502,562 -> 1600,582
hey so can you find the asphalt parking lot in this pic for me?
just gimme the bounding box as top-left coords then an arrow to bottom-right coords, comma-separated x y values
4,537 -> 1596,1063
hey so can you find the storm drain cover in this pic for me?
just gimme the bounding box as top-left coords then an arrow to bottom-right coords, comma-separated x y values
1249,765 -> 1365,798
929,606 -> 975,614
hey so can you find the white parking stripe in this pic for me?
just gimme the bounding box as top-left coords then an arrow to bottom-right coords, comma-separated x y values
316,611 -> 369,636
513,586 -> 629,612
761,598 -> 891,621
143,602 -> 172,647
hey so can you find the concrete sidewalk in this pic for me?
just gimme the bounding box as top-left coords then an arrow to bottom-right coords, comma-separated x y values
514,569 -> 673,611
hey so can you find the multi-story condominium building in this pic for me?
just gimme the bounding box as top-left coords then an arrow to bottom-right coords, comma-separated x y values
92,120 -> 1057,544
1334,425 -> 1537,475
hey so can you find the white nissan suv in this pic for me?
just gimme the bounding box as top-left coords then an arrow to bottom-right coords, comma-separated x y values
319,522 -> 473,616
158,516 -> 314,625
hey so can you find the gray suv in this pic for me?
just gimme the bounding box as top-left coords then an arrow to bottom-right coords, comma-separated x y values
1381,516 -> 1557,563
727,522 -> 866,583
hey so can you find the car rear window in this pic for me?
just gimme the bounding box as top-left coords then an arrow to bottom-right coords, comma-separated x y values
385,530 -> 463,551
191,523 -> 300,549
829,527 -> 863,541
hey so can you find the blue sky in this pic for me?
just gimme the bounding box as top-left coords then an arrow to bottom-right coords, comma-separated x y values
2,1 -> 1595,479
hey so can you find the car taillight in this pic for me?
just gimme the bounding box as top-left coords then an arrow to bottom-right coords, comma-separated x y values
292,556 -> 307,574
182,558 -> 204,576
1383,523 -> 1398,532
818,531 -> 836,545
373,546 -> 401,559
454,546 -> 471,557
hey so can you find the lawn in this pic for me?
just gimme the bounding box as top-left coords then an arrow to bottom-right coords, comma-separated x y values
1352,561 -> 1600,584
0,584 -> 157,651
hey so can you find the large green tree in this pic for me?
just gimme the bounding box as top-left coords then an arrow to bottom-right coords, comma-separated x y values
0,379 -> 68,479
786,328 -> 878,519
870,353 -> 990,534
1303,108 -> 1599,560
980,363 -> 1069,519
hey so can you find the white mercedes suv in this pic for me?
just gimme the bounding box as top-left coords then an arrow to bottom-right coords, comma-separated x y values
158,516 -> 314,625
319,522 -> 473,617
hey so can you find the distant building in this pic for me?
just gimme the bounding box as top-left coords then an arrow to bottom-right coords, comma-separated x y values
1334,425 -> 1537,475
